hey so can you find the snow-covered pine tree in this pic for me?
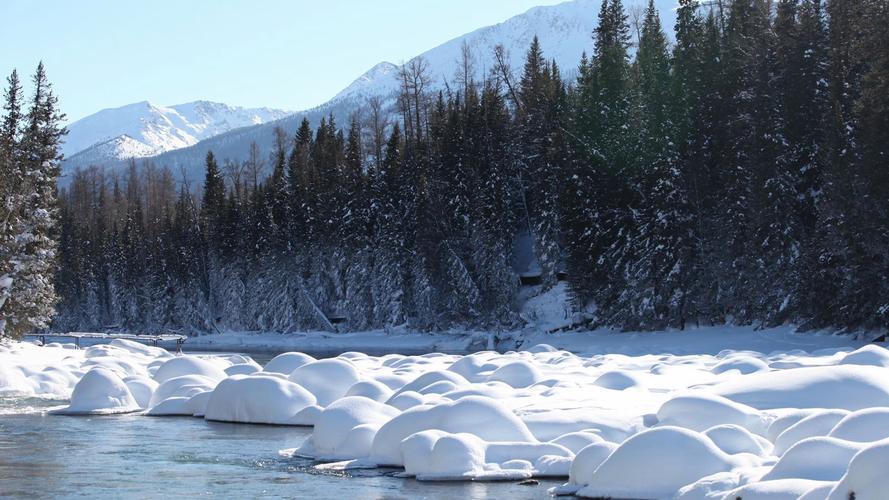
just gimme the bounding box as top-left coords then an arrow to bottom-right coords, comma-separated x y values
3,63 -> 66,338
0,69 -> 25,338
609,0 -> 695,330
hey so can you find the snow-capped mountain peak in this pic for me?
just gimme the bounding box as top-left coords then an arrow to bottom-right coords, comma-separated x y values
62,100 -> 290,162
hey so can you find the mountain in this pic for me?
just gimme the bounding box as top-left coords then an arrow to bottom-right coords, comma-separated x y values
64,0 -> 677,181
62,100 -> 290,167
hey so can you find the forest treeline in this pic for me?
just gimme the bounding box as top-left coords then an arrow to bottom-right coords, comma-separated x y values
49,0 -> 889,334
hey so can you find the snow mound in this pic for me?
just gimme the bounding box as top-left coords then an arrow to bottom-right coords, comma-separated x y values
827,438 -> 889,500
204,375 -> 317,425
370,395 -> 536,466
263,352 -> 316,374
52,367 -> 139,415
568,442 -> 619,487
550,431 -> 605,454
487,361 -> 543,388
345,380 -> 392,402
711,365 -> 889,410
827,407 -> 889,443
839,344 -> 889,367
149,374 -> 217,408
724,479 -> 835,500
146,396 -> 192,416
573,427 -> 737,499
711,355 -> 770,375
306,397 -> 399,459
225,363 -> 261,376
704,424 -> 772,456
656,393 -> 766,434
763,437 -> 865,481
773,410 -> 850,455
288,359 -> 361,406
153,356 -> 228,384
123,375 -> 158,408
593,370 -> 644,390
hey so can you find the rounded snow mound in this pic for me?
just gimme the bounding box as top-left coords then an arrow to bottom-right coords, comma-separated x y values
52,367 -> 140,415
764,436 -> 865,482
839,344 -> 889,368
412,432 -> 488,480
487,361 -> 543,388
146,396 -> 191,416
568,441 -> 618,486
149,374 -> 217,408
204,375 -> 317,425
288,359 -> 361,406
711,355 -> 769,375
773,409 -> 849,455
345,380 -> 392,402
551,431 -> 605,454
153,356 -> 228,384
392,370 -> 469,397
574,427 -> 736,499
308,396 -> 399,459
724,479 -> 836,500
827,438 -> 889,500
263,352 -> 316,374
711,365 -> 889,410
656,393 -> 766,434
123,375 -> 158,409
828,407 -> 889,443
370,395 -> 537,466
704,424 -> 771,456
593,370 -> 644,390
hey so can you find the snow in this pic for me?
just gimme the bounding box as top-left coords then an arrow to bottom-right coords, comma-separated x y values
827,438 -> 889,500
63,100 -> 290,161
827,408 -> 889,442
762,437 -> 865,481
574,427 -> 740,499
52,367 -> 140,415
263,352 -> 316,374
3,328 -> 889,498
710,365 -> 889,410
288,358 -> 361,406
152,356 -> 228,384
204,375 -> 317,425
656,393 -> 767,433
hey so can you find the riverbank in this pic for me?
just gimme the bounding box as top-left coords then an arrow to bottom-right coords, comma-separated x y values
182,324 -> 872,358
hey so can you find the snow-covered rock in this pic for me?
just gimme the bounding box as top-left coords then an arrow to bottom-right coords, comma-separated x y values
152,356 -> 228,384
204,375 -> 317,425
827,438 -> 889,500
573,427 -> 739,499
52,367 -> 139,415
288,359 -> 361,406
263,352 -> 316,374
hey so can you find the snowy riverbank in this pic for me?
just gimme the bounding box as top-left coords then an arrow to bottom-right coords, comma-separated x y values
183,324 -> 870,357
2,328 -> 889,499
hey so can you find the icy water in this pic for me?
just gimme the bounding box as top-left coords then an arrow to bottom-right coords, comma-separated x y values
0,397 -> 561,499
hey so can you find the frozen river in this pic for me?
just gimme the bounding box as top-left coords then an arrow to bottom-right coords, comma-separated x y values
0,396 -> 560,499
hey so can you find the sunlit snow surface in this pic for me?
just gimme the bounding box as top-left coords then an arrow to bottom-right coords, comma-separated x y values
2,332 -> 889,499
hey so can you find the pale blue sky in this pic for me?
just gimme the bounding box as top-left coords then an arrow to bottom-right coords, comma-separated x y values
1,0 -> 568,123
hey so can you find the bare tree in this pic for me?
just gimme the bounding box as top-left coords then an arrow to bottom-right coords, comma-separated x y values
492,44 -> 521,112
244,141 -> 266,192
365,96 -> 389,169
456,41 -> 477,97
399,57 -> 432,146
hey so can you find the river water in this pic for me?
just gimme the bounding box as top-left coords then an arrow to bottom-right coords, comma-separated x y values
0,396 -> 561,499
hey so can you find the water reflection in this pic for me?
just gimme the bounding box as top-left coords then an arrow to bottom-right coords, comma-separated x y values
0,407 -> 562,499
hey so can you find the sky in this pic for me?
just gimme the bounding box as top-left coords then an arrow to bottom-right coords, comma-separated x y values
1,0 -> 567,124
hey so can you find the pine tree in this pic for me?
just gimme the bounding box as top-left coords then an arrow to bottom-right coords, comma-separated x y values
3,63 -> 66,337
0,70 -> 25,337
